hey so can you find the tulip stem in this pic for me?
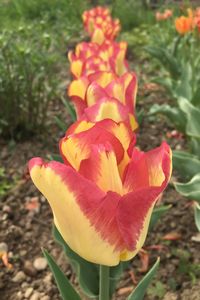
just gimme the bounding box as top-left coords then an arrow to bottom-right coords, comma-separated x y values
99,265 -> 110,300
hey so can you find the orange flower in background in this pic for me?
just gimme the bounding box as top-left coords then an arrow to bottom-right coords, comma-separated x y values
82,6 -> 120,43
175,16 -> 193,34
175,8 -> 194,34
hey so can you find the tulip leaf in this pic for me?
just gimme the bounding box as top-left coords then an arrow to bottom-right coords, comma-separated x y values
145,46 -> 180,78
174,173 -> 200,202
149,104 -> 186,132
127,257 -> 160,300
192,86 -> 200,108
149,205 -> 171,230
48,153 -> 63,163
175,63 -> 192,101
42,249 -> 81,300
53,225 -> 99,298
178,97 -> 200,139
194,202 -> 200,231
61,96 -> 77,122
54,116 -> 68,131
173,150 -> 200,180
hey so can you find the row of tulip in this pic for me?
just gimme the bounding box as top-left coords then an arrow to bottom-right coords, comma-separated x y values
28,6 -> 172,299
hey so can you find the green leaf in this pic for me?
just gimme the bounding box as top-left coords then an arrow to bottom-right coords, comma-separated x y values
145,46 -> 180,78
127,258 -> 160,300
149,104 -> 186,132
149,205 -> 171,231
194,202 -> 200,231
174,173 -> 200,202
48,153 -> 63,163
42,249 -> 81,300
178,98 -> 200,139
173,150 -> 200,179
53,226 -> 99,298
191,86 -> 200,107
61,96 -> 76,122
153,77 -> 173,94
54,116 -> 68,131
175,63 -> 192,100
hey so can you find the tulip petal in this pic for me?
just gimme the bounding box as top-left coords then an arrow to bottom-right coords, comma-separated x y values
60,122 -> 124,169
79,144 -> 123,194
117,187 -> 162,261
29,158 -> 122,266
86,82 -> 108,107
88,71 -> 117,87
84,97 -> 130,123
68,77 -> 89,100
123,142 -> 172,193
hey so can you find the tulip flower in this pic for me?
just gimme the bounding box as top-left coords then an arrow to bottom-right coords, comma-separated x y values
155,9 -> 173,21
29,119 -> 172,266
68,40 -> 128,78
68,71 -> 138,130
175,9 -> 194,34
82,6 -> 121,43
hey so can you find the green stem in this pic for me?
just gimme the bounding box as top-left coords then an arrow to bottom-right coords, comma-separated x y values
99,265 -> 110,300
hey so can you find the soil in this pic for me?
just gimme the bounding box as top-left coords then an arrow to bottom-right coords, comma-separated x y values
0,73 -> 200,300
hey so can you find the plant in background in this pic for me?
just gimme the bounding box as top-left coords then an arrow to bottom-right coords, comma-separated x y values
144,5 -> 200,232
0,23 -> 59,138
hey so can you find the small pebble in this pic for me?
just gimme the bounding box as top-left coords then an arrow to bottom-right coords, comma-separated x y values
30,292 -> 40,300
24,287 -> 33,298
0,242 -> 8,253
41,296 -> 50,300
12,271 -> 26,283
24,260 -> 37,277
33,257 -> 47,271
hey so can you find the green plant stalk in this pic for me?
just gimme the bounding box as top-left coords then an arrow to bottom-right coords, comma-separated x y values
99,265 -> 110,300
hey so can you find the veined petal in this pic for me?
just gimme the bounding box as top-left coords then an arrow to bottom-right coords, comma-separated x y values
28,158 -> 123,266
123,142 -> 172,193
84,97 -> 130,123
60,122 -> 124,170
88,71 -> 117,87
79,144 -> 123,194
66,120 -> 94,135
70,59 -> 83,78
117,187 -> 162,260
91,27 -> 105,45
68,77 -> 89,100
86,82 -> 108,107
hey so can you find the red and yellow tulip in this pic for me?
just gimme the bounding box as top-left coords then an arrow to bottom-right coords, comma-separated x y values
68,40 -> 128,78
82,6 -> 120,44
68,71 -> 137,128
29,119 -> 172,266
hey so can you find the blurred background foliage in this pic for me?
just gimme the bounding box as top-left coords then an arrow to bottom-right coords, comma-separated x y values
0,0 -> 87,138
